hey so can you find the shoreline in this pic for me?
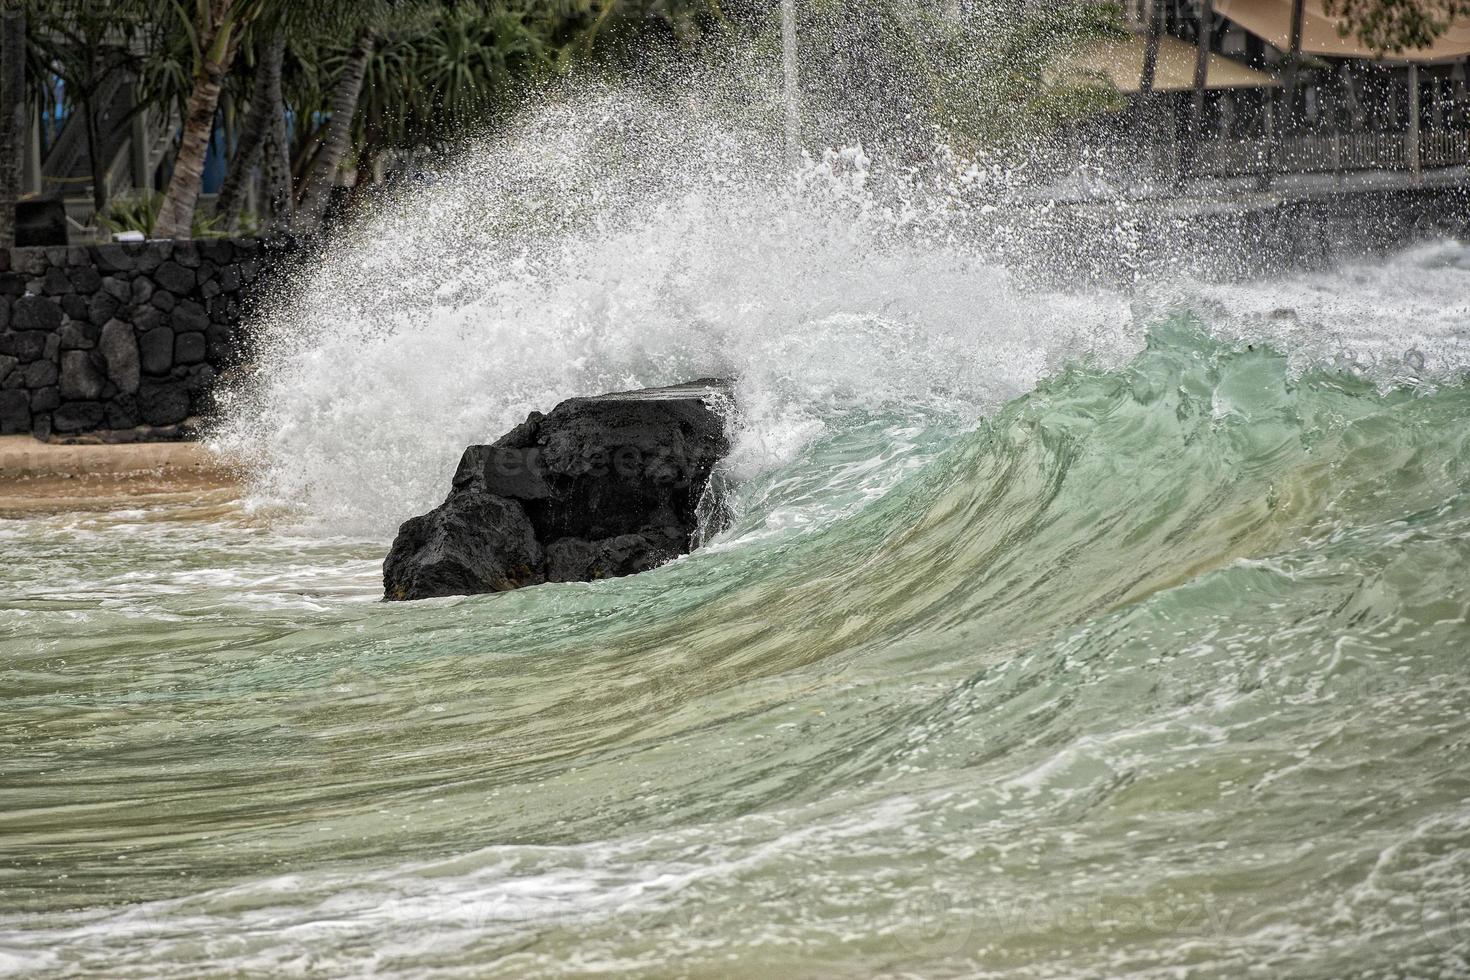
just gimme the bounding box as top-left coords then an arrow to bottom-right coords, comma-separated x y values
0,436 -> 240,516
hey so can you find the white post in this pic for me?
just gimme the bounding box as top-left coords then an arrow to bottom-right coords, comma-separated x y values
23,105 -> 41,195
1407,63 -> 1421,175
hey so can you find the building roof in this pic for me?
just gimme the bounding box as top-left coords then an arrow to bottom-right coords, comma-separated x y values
1217,0 -> 1470,62
1050,34 -> 1281,92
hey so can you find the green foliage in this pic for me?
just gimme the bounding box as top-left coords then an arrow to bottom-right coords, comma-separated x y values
31,0 -> 1118,220
1322,0 -> 1470,54
354,2 -> 556,152
98,190 -> 230,238
785,0 -> 1124,154
916,0 -> 1127,149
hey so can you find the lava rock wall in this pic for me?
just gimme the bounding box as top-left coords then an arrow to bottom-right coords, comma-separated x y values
0,239 -> 294,442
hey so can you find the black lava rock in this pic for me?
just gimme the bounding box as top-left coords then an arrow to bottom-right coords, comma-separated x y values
0,389 -> 29,434
41,266 -> 72,295
99,320 -> 141,394
68,265 -> 102,294
25,359 -> 57,389
138,381 -> 190,425
172,300 -> 209,334
174,331 -> 207,365
58,318 -> 98,350
2,330 -> 50,362
87,290 -> 121,326
31,386 -> 59,412
139,327 -> 174,375
106,394 -> 138,430
12,296 -> 62,332
92,245 -> 136,275
383,379 -> 733,602
205,323 -> 235,362
154,260 -> 196,295
383,486 -> 544,601
53,400 -> 104,433
60,294 -> 89,323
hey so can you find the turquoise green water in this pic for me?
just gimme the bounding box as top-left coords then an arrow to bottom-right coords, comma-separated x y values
3,319 -> 1468,977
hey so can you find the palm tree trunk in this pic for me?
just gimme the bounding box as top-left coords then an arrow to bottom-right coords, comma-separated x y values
154,1 -> 238,241
290,117 -> 329,185
1180,0 -> 1214,180
1272,0 -> 1305,177
1138,0 -> 1163,98
82,73 -> 108,219
1191,0 -> 1214,127
215,33 -> 284,230
0,6 -> 26,248
292,29 -> 374,235
1132,0 -> 1164,176
261,88 -> 292,230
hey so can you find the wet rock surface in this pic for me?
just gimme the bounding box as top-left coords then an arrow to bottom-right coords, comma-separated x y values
383,380 -> 733,601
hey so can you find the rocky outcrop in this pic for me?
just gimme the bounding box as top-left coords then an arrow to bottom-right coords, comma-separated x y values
383,380 -> 733,601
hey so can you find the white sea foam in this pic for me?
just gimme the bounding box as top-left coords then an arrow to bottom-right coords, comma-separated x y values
211,87 -> 1145,538
213,79 -> 1470,543
1176,239 -> 1470,382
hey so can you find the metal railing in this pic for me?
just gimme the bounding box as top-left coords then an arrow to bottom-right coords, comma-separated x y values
1188,130 -> 1467,178
1420,130 -> 1470,168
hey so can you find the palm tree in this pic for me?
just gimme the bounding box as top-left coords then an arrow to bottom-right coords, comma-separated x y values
0,2 -> 24,248
212,32 -> 284,230
214,0 -> 385,232
291,2 -> 555,230
292,26 -> 374,233
1191,0 -> 1214,134
206,0 -> 725,238
153,0 -> 269,240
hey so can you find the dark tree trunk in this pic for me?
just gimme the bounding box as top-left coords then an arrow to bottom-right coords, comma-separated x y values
1271,0 -> 1306,178
261,92 -> 292,229
1181,0 -> 1215,180
155,0 -> 239,241
215,33 -> 284,231
1131,0 -> 1165,148
1131,0 -> 1165,175
1138,0 -> 1163,98
1281,0 -> 1306,131
0,6 -> 26,248
292,30 -> 374,235
82,53 -> 108,219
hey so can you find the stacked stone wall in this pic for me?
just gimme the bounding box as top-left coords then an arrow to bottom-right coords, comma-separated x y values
0,239 -> 293,441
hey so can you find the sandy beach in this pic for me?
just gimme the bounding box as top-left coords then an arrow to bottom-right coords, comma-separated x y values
0,436 -> 239,516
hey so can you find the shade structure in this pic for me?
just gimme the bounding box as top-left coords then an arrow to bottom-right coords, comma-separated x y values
1217,0 -> 1470,62
1050,34 -> 1281,92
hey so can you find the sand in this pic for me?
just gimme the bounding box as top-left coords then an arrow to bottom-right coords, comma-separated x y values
0,436 -> 240,516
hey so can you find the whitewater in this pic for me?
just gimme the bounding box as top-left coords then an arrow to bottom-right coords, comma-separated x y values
3,79 -> 1470,978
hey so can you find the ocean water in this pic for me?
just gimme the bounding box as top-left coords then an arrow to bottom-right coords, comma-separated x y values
4,87 -> 1470,976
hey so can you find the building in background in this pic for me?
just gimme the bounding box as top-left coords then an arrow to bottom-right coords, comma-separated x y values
1049,0 -> 1470,186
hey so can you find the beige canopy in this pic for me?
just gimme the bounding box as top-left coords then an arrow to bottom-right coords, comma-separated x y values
1050,34 -> 1281,92
1216,0 -> 1470,62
